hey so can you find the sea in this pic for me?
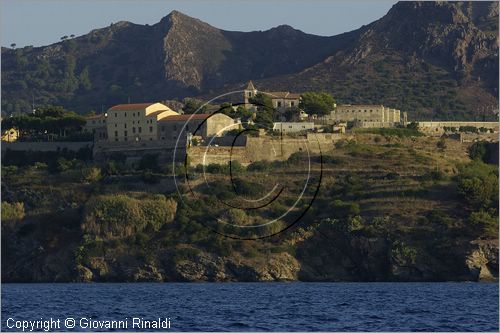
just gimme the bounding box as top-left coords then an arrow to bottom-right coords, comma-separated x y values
1,282 -> 498,331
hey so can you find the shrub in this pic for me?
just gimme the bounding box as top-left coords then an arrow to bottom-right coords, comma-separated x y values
437,138 -> 447,150
469,210 -> 498,236
247,160 -> 272,172
205,163 -> 227,174
82,194 -> 177,238
1,202 -> 25,221
229,160 -> 245,173
51,157 -> 73,173
457,161 -> 498,210
469,141 -> 498,164
104,160 -> 120,175
391,240 -> 417,265
81,167 -> 102,183
287,152 -> 308,165
232,178 -> 264,197
420,169 -> 445,182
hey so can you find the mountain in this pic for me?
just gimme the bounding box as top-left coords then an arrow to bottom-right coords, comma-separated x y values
1,2 -> 498,119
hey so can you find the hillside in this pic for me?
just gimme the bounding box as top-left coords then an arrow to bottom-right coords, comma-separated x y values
1,134 -> 498,282
1,2 -> 498,120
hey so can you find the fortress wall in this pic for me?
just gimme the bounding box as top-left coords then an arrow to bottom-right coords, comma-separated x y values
1,142 -> 92,156
187,134 -> 346,166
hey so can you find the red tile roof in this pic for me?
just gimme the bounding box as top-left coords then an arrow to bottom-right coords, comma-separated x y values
159,114 -> 210,122
267,92 -> 301,99
108,103 -> 156,111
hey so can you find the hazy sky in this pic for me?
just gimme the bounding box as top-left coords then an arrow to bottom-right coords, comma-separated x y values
1,0 -> 397,48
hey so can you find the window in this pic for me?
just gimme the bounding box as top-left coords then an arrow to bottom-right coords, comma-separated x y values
124,113 -> 127,117
114,131 -> 118,137
139,127 -> 142,133
132,127 -> 136,133
115,113 -> 117,117
291,101 -> 295,107
124,123 -> 127,128
173,125 -> 177,131
149,126 -> 153,133
124,130 -> 127,136
161,126 -> 165,132
278,101 -> 282,107
115,124 -> 117,128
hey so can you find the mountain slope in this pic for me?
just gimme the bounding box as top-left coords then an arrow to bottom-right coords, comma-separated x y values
233,1 -> 499,120
1,2 -> 498,119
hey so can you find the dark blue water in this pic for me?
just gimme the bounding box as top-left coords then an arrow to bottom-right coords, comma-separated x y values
2,283 -> 498,331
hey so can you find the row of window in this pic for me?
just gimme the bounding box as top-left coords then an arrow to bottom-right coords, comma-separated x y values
276,101 -> 296,108
114,126 -> 153,137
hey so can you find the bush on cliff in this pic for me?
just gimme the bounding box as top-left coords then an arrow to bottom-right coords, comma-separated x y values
1,202 -> 25,222
82,194 -> 177,238
457,161 -> 498,210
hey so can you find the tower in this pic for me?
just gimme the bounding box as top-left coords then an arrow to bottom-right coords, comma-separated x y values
243,80 -> 258,107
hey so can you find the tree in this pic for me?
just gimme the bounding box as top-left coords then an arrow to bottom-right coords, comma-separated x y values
283,106 -> 300,121
182,98 -> 207,114
249,93 -> 274,129
219,102 -> 234,116
10,43 -> 16,49
300,92 -> 336,116
79,67 -> 92,91
60,36 -> 68,41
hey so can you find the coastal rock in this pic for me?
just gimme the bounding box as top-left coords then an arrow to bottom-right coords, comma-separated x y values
465,239 -> 499,281
76,265 -> 93,282
133,264 -> 164,282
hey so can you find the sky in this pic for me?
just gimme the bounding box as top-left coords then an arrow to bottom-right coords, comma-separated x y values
1,0 -> 397,48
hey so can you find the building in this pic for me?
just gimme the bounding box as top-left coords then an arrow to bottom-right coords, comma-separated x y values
417,121 -> 499,136
272,122 -> 315,133
84,113 -> 107,141
244,81 -> 301,112
106,103 -> 178,142
1,127 -> 19,142
158,113 -> 236,144
328,104 -> 401,127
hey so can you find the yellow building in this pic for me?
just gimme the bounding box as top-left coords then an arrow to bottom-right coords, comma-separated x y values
158,113 -> 236,143
106,103 -> 178,142
1,127 -> 19,142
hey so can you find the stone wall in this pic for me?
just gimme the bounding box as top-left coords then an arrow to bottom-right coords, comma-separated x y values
1,141 -> 93,157
187,133 -> 346,166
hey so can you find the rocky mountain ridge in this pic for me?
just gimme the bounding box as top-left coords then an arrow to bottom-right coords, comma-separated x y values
1,2 -> 498,119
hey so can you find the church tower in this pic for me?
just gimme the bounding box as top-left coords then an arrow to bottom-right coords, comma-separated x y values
244,81 -> 258,107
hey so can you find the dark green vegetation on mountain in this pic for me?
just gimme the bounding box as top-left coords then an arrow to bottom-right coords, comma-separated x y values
2,2 -> 498,120
2,135 -> 498,282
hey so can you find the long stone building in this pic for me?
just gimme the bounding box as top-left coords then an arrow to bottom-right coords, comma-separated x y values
417,121 -> 499,135
328,104 -> 402,127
